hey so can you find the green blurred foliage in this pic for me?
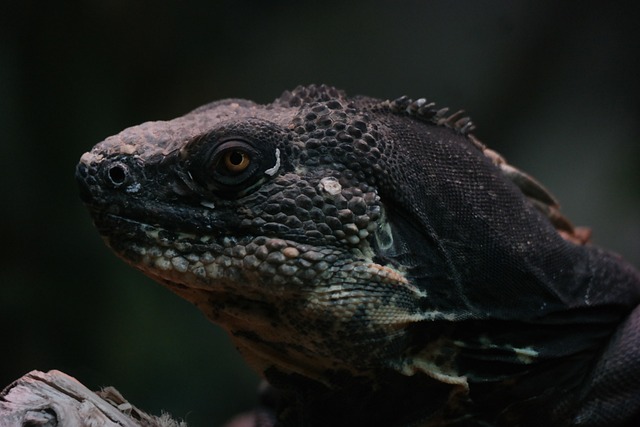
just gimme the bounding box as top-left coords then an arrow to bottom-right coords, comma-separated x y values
1,1 -> 638,425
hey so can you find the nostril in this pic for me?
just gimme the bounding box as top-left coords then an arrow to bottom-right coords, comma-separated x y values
106,162 -> 129,187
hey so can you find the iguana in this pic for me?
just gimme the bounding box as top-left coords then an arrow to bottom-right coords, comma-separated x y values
76,85 -> 640,426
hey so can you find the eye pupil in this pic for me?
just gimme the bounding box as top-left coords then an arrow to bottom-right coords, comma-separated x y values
229,151 -> 244,165
223,150 -> 250,172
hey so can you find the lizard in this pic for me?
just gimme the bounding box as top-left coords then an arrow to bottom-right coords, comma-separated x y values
76,84 -> 640,427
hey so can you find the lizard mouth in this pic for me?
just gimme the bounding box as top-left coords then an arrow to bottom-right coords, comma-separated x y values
90,206 -> 347,296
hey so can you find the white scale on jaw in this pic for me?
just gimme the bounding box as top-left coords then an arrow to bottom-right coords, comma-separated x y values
199,148 -> 281,210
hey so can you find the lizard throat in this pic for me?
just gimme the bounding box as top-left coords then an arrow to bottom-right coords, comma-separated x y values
98,213 -> 444,383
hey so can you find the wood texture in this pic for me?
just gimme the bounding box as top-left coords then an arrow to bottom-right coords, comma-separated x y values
0,370 -> 185,427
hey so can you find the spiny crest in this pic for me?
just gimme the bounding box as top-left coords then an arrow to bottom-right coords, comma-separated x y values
479,145 -> 589,244
385,95 -> 476,135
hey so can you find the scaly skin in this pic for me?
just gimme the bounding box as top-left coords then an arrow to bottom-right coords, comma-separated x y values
77,85 -> 640,426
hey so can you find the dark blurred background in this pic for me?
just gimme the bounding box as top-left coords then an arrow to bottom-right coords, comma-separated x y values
1,1 -> 639,425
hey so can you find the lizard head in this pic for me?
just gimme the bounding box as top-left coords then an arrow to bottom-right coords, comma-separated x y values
76,86 -> 436,384
77,85 -> 640,424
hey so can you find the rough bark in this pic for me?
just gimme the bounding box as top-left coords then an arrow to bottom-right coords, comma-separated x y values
0,370 -> 185,427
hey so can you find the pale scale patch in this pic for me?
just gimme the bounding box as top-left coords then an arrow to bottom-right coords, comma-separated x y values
318,176 -> 342,195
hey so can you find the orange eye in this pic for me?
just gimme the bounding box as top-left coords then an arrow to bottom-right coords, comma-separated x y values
223,150 -> 251,173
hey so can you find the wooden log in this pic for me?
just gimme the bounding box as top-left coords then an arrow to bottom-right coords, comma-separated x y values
0,370 -> 185,427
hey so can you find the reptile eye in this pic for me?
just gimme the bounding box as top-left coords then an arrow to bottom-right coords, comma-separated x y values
188,139 -> 266,196
186,134 -> 281,198
223,150 -> 251,173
